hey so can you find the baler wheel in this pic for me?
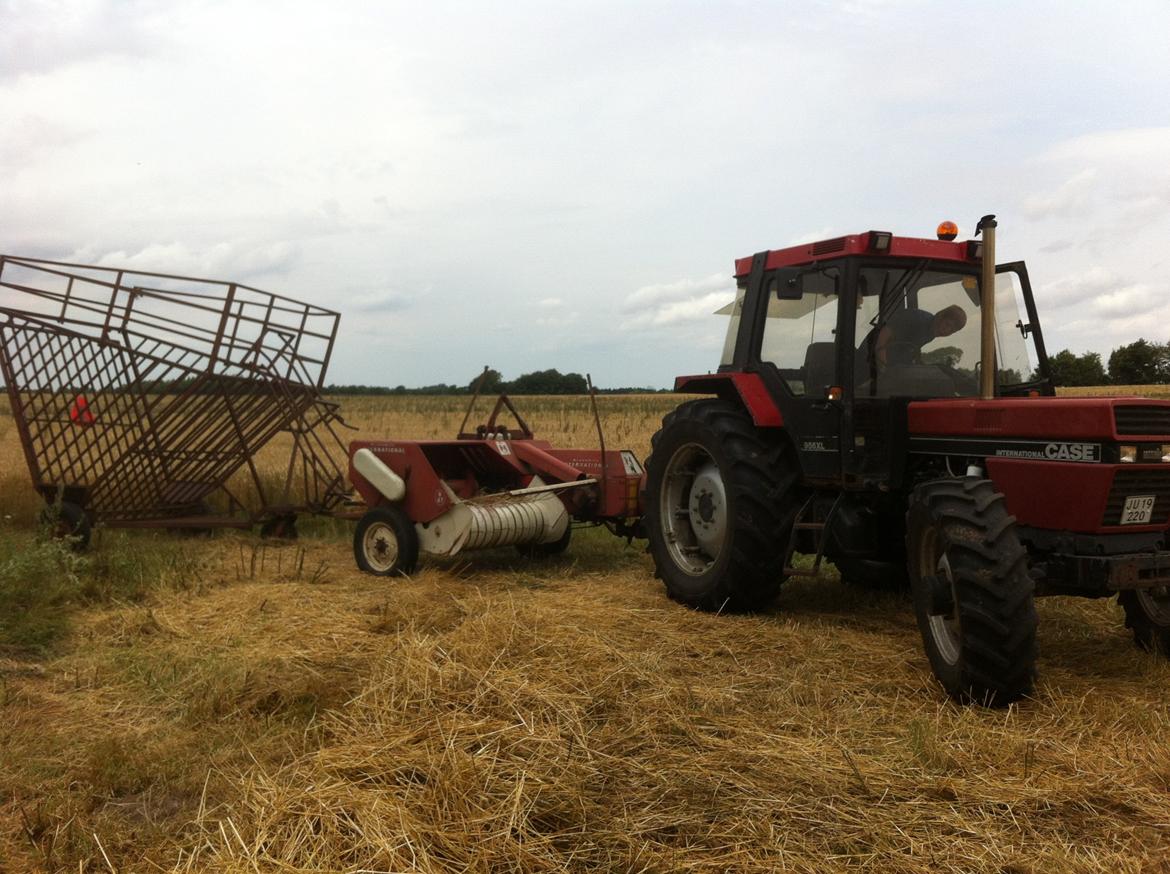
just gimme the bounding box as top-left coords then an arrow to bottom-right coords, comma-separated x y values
906,477 -> 1037,707
354,505 -> 419,577
644,399 -> 799,612
1118,588 -> 1170,656
40,501 -> 92,551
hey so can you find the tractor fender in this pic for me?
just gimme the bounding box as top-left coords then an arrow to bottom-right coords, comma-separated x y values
672,372 -> 783,428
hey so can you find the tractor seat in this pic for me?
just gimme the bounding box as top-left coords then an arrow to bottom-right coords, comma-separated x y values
802,342 -> 836,396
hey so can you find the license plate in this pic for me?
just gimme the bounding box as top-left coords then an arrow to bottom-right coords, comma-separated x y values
1121,495 -> 1156,525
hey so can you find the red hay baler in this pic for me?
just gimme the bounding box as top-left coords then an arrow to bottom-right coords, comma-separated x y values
347,394 -> 644,575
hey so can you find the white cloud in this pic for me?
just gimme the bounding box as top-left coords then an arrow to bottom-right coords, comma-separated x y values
64,241 -> 298,283
623,274 -> 730,310
1022,168 -> 1098,219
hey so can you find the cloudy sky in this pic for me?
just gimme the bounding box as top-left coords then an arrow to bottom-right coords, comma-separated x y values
2,0 -> 1168,387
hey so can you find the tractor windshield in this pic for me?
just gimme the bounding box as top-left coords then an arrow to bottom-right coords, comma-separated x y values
717,260 -> 1042,399
854,263 -> 1040,398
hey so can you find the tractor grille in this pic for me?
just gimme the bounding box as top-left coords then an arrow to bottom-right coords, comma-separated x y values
1114,406 -> 1170,436
1103,469 -> 1170,527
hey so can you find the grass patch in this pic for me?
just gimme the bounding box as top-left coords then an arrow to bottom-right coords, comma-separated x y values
0,525 -> 206,655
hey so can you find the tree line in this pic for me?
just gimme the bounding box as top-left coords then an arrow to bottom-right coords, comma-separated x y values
325,368 -> 671,396
1047,338 -> 1170,387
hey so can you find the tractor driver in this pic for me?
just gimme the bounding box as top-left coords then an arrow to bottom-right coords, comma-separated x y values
874,303 -> 967,367
856,304 -> 968,390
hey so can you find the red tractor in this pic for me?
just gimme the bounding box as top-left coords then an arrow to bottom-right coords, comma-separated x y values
644,216 -> 1170,706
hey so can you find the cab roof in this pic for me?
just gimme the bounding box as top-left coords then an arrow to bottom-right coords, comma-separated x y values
734,232 -> 979,279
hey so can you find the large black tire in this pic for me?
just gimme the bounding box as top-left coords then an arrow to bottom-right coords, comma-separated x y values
40,501 -> 92,551
906,478 -> 1037,706
1118,588 -> 1170,656
644,399 -> 800,612
354,505 -> 419,577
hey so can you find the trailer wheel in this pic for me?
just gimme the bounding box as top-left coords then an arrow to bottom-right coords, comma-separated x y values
1118,587 -> 1170,656
645,399 -> 799,612
40,501 -> 92,551
354,506 -> 419,577
260,513 -> 299,541
906,478 -> 1037,706
515,523 -> 572,558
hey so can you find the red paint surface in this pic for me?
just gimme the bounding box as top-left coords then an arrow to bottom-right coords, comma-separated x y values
986,458 -> 1120,532
909,397 -> 1170,440
734,233 -> 977,277
673,372 -> 783,427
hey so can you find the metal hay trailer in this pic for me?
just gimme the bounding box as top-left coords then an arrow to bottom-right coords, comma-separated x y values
0,254 -> 350,544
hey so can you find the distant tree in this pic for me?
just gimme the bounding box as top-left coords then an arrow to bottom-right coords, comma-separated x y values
1108,339 -> 1164,385
1048,349 -> 1108,387
507,369 -> 588,394
469,368 -> 504,393
921,345 -> 963,368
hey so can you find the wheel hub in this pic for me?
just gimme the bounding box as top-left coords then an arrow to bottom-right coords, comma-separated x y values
688,463 -> 727,555
659,444 -> 728,576
363,522 -> 399,573
926,551 -> 961,666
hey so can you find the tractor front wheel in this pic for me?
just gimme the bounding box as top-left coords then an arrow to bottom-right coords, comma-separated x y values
906,478 -> 1037,706
354,505 -> 419,577
644,399 -> 799,612
1119,587 -> 1170,656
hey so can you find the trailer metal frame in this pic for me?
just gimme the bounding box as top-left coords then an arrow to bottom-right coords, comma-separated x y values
0,255 -> 350,532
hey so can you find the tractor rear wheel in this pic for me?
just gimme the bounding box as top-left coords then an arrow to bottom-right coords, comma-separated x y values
906,478 -> 1037,706
645,399 -> 799,612
354,505 -> 419,577
1118,587 -> 1170,656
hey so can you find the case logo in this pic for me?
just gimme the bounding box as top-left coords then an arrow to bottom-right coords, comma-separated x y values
1043,442 -> 1099,462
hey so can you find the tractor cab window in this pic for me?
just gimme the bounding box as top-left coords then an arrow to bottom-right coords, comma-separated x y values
757,273 -> 840,397
854,266 -> 983,398
853,263 -> 1041,398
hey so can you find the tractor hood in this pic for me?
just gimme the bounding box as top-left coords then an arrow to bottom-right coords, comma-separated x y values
908,397 -> 1170,442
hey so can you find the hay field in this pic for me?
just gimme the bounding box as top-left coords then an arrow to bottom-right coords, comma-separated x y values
1,391 -> 1169,872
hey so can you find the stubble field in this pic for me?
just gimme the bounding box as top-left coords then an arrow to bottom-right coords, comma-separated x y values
1,389 -> 1169,873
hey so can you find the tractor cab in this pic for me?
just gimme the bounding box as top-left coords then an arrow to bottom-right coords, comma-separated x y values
706,224 -> 1052,484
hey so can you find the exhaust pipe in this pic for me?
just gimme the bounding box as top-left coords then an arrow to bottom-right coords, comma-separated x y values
977,214 -> 997,399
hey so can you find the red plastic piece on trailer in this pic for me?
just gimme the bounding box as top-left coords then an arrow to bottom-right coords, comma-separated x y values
69,394 -> 95,426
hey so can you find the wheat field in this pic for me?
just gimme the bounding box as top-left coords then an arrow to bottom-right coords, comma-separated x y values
1,390 -> 1169,872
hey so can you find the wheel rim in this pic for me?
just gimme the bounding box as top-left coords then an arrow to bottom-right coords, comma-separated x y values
921,528 -> 961,666
362,521 -> 400,573
1135,585 -> 1170,625
659,442 -> 727,576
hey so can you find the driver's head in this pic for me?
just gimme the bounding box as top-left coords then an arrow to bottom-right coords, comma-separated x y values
932,305 -> 967,338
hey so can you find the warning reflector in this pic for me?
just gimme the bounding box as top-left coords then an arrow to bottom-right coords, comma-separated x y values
70,394 -> 95,425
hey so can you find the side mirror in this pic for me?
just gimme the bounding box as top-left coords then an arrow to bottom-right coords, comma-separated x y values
770,267 -> 839,301
770,269 -> 805,301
